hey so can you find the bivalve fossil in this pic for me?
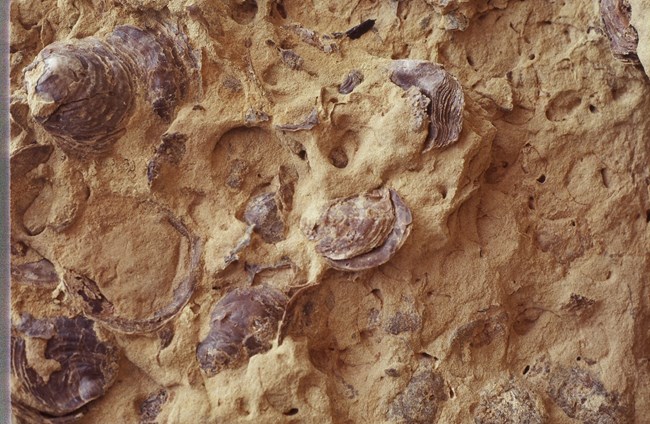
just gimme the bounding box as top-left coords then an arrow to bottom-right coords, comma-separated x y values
196,285 -> 289,377
243,192 -> 286,244
600,0 -> 640,63
390,60 -> 464,151
23,22 -> 194,156
306,188 -> 412,271
11,314 -> 120,421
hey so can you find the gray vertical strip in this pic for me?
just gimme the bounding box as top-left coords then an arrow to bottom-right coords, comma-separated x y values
1,0 -> 11,421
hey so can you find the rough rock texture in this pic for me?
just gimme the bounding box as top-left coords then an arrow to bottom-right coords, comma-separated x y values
9,0 -> 650,423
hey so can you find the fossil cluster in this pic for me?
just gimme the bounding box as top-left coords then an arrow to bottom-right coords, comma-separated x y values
9,0 -> 649,422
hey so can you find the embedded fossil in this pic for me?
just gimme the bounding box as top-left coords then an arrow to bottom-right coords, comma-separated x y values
600,0 -> 640,63
338,70 -> 364,95
305,188 -> 412,271
474,381 -> 546,424
62,206 -> 202,334
243,192 -> 286,243
11,314 -> 120,421
196,285 -> 289,377
390,60 -> 464,151
23,22 -> 194,156
11,258 -> 59,287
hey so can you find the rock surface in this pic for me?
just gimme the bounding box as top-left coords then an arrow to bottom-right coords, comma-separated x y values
9,0 -> 650,422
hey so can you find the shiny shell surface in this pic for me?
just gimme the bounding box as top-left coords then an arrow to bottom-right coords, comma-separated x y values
196,285 -> 289,377
310,188 -> 395,260
24,39 -> 134,156
11,314 -> 120,419
390,60 -> 464,151
307,188 -> 412,271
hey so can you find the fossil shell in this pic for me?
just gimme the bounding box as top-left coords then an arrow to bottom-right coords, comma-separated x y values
24,22 -> 193,156
388,368 -> 447,423
390,60 -> 464,151
338,70 -> 364,94
600,0 -> 639,63
243,192 -> 286,244
546,365 -> 627,422
62,206 -> 202,334
474,381 -> 546,424
108,24 -> 192,120
307,188 -> 412,271
11,314 -> 120,420
24,38 -> 134,156
11,258 -> 59,287
196,285 -> 289,377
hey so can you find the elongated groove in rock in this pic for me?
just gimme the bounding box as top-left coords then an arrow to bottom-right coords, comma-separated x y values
11,315 -> 120,419
600,0 -> 640,63
61,206 -> 202,334
390,60 -> 464,151
327,189 -> 412,271
23,21 -> 194,156
196,285 -> 289,377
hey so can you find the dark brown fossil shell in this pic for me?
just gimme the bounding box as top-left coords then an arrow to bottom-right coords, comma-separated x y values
243,192 -> 286,244
108,23 -> 192,120
390,60 -> 464,151
600,0 -> 639,63
24,38 -> 135,156
196,285 -> 289,377
306,188 -> 412,271
62,206 -> 202,334
24,22 -> 193,156
11,314 -> 120,420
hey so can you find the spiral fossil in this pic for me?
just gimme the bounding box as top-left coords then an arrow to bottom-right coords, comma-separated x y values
23,21 -> 194,156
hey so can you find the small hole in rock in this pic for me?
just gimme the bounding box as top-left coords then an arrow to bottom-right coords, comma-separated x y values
570,220 -> 576,226
419,352 -> 433,359
298,150 -> 307,160
527,196 -> 535,210
466,55 -> 475,66
645,210 -> 650,223
523,365 -> 530,375
329,147 -> 348,168
528,53 -> 536,60
283,408 -> 299,416
449,388 -> 455,398
536,175 -> 546,183
589,104 -> 597,113
440,187 -> 447,199
576,356 -> 581,361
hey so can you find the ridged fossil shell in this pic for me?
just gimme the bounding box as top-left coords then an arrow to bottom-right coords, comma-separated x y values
390,60 -> 464,151
11,314 -> 120,420
196,285 -> 289,377
62,206 -> 201,334
600,0 -> 639,63
23,22 -> 192,156
306,188 -> 412,271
